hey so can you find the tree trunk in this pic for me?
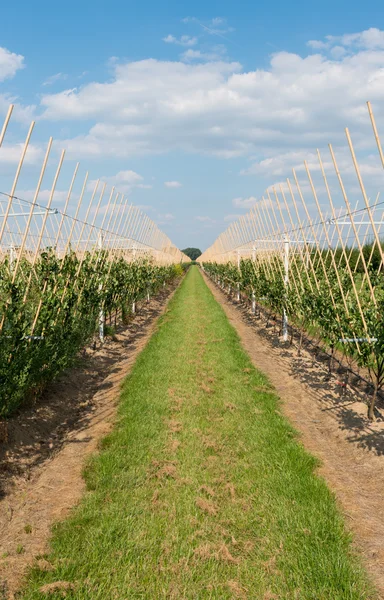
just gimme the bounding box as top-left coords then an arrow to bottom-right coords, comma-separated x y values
329,346 -> 334,374
368,383 -> 378,421
343,371 -> 350,398
297,330 -> 303,355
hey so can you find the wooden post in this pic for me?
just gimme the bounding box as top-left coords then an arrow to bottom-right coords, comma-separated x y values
0,121 -> 35,246
11,138 -> 53,284
54,162 -> 79,254
0,104 -> 14,148
367,101 -> 384,169
346,127 -> 384,270
329,143 -> 376,304
317,148 -> 368,332
29,150 -> 66,335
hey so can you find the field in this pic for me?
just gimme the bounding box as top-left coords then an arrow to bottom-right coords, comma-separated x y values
5,267 -> 374,599
1,94 -> 384,600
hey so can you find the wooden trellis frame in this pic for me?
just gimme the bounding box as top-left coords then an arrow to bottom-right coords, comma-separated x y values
0,104 -> 190,341
199,101 -> 384,418
200,101 -> 384,300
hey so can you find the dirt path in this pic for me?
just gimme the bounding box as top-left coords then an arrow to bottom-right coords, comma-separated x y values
0,283 -> 179,598
204,273 -> 384,597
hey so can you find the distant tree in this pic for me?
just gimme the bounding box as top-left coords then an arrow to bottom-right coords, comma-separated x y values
182,247 -> 202,261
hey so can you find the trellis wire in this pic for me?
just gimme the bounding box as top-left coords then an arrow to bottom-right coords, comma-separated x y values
0,106 -> 188,267
0,105 -> 189,340
199,101 -> 384,410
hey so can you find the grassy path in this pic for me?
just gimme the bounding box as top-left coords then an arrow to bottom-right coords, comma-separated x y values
20,267 -> 372,599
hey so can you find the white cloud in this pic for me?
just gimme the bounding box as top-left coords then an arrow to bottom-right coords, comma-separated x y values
16,188 -> 72,206
308,27 -> 384,52
211,17 -> 225,27
329,46 -> 347,59
0,46 -> 24,81
188,16 -> 235,37
89,170 -> 152,194
195,215 -> 216,228
232,196 -> 257,209
157,212 -> 175,224
43,72 -> 68,86
341,28 -> 384,48
241,148 -> 384,197
224,213 -> 242,222
164,181 -> 182,188
40,58 -> 243,159
196,215 -> 215,222
35,27 -> 384,195
181,49 -> 204,61
181,45 -> 227,63
241,151 -> 317,177
307,40 -> 330,50
163,34 -> 197,47
0,143 -> 43,165
0,96 -> 35,124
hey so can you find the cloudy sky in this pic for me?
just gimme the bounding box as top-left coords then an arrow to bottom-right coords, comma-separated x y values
1,0 -> 384,249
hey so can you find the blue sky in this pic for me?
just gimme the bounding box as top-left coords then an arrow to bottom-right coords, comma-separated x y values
1,0 -> 384,250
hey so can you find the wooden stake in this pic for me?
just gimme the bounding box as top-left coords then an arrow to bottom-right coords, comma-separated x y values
0,104 -> 14,148
11,138 -> 53,283
367,101 -> 384,169
0,121 -> 35,246
318,148 -> 368,331
329,142 -> 376,304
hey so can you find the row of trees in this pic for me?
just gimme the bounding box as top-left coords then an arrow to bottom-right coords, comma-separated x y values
203,253 -> 384,420
0,251 -> 186,417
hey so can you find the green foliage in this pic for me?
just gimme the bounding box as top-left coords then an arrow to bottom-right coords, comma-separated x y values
0,254 -> 183,418
172,263 -> 184,277
203,252 -> 384,418
181,247 -> 202,261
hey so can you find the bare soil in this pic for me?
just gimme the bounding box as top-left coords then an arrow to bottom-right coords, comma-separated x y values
0,283 -> 179,598
204,273 -> 384,598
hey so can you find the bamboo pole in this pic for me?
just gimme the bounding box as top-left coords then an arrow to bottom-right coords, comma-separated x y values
286,178 -> 317,292
74,180 -> 99,255
30,150 -> 66,334
54,163 -> 79,253
278,184 -> 309,292
358,193 -> 381,285
75,201 -> 134,314
346,127 -> 384,270
329,142 -> 376,304
11,138 -> 53,284
317,148 -> 368,331
249,205 -> 275,286
305,160 -> 350,317
274,186 -> 304,298
367,101 -> 384,169
0,121 -> 35,246
252,202 -> 277,282
63,172 -> 89,257
0,104 -> 14,147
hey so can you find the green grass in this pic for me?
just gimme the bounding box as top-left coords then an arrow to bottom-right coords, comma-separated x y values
19,266 -> 374,599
